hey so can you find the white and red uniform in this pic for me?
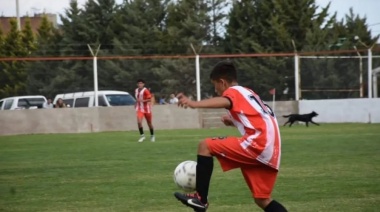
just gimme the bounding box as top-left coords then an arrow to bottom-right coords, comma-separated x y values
135,88 -> 152,122
205,85 -> 281,198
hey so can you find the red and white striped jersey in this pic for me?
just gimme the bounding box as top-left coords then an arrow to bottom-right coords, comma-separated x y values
135,88 -> 152,113
223,86 -> 281,170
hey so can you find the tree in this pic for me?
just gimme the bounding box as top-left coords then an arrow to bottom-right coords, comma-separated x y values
0,19 -> 35,98
107,0 -> 169,94
225,0 -> 284,100
0,25 -> 3,45
300,8 -> 379,99
22,18 -> 36,54
51,0 -> 117,94
26,15 -> 62,98
155,0 -> 216,97
0,26 -> 5,97
207,0 -> 229,47
81,0 -> 119,47
197,0 -> 230,97
225,0 -> 336,100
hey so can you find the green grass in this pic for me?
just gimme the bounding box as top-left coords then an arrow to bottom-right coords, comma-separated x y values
0,124 -> 379,212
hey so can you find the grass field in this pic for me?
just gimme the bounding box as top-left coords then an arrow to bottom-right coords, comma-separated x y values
0,124 -> 379,212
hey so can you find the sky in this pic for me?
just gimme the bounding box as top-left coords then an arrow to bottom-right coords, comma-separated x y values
1,0 -> 380,36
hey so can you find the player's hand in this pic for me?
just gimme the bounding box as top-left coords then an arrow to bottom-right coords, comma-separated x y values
177,93 -> 195,109
221,114 -> 234,126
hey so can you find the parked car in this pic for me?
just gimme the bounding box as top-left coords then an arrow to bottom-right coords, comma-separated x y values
0,95 -> 47,110
53,90 -> 136,108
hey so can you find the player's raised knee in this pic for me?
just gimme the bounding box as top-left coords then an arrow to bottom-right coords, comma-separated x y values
197,139 -> 211,156
254,198 -> 272,209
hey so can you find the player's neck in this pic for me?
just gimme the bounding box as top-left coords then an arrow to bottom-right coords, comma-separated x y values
229,82 -> 238,87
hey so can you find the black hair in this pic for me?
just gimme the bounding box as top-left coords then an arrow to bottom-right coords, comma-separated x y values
137,79 -> 145,83
209,60 -> 237,82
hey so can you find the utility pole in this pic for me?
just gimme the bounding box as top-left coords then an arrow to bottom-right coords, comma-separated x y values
292,39 -> 300,101
88,44 -> 101,107
190,43 -> 202,101
353,46 -> 364,98
16,0 -> 21,31
355,35 -> 376,98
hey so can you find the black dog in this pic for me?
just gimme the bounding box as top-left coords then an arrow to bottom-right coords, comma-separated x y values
283,111 -> 319,127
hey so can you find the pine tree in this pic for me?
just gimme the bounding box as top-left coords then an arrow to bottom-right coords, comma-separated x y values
0,26 -> 5,98
22,18 -> 36,55
0,19 -> 35,98
79,0 -> 121,93
198,0 -> 230,97
207,0 -> 229,47
225,0 -> 336,100
0,26 -> 3,44
82,0 -> 119,47
107,0 -> 169,94
26,15 -> 61,98
225,0 -> 282,100
153,0 -> 216,98
52,0 -> 96,94
301,8 -> 378,99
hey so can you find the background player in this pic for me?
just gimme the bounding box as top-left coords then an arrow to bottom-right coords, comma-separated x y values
135,79 -> 155,142
174,61 -> 287,212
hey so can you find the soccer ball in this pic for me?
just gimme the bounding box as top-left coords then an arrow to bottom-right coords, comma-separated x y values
173,160 -> 197,192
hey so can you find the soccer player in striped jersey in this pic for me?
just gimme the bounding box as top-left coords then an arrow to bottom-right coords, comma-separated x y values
135,79 -> 155,142
174,61 -> 287,212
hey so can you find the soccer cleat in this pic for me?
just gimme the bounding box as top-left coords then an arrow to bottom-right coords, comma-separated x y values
150,135 -> 155,142
174,192 -> 208,212
138,135 -> 145,142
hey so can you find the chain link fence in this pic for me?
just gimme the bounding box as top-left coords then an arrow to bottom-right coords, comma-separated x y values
1,49 -> 380,102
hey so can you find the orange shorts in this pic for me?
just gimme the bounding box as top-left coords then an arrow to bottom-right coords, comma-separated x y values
205,136 -> 278,198
136,111 -> 152,123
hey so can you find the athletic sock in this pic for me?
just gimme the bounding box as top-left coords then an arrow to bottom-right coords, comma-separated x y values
149,128 -> 154,136
264,200 -> 288,212
196,155 -> 213,204
138,127 -> 144,135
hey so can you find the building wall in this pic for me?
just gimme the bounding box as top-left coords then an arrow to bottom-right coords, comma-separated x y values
0,13 -> 57,34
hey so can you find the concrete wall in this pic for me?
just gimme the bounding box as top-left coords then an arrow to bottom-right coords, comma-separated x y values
271,101 -> 299,126
299,98 -> 380,123
199,108 -> 227,129
0,105 -> 201,136
1,98 -> 379,136
199,101 -> 298,128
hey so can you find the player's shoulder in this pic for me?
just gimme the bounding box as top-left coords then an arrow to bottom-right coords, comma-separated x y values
144,88 -> 151,93
223,85 -> 250,95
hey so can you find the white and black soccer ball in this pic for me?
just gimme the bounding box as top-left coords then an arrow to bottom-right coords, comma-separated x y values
173,160 -> 197,192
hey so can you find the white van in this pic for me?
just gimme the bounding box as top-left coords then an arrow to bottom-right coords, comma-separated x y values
0,95 -> 47,110
53,90 -> 136,108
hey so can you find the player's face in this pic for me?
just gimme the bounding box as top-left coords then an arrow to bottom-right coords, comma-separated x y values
211,79 -> 228,96
137,82 -> 144,89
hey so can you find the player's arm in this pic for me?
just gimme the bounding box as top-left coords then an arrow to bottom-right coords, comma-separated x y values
221,114 -> 234,126
139,90 -> 152,103
140,98 -> 151,103
190,97 -> 230,108
177,93 -> 231,109
136,98 -> 151,103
